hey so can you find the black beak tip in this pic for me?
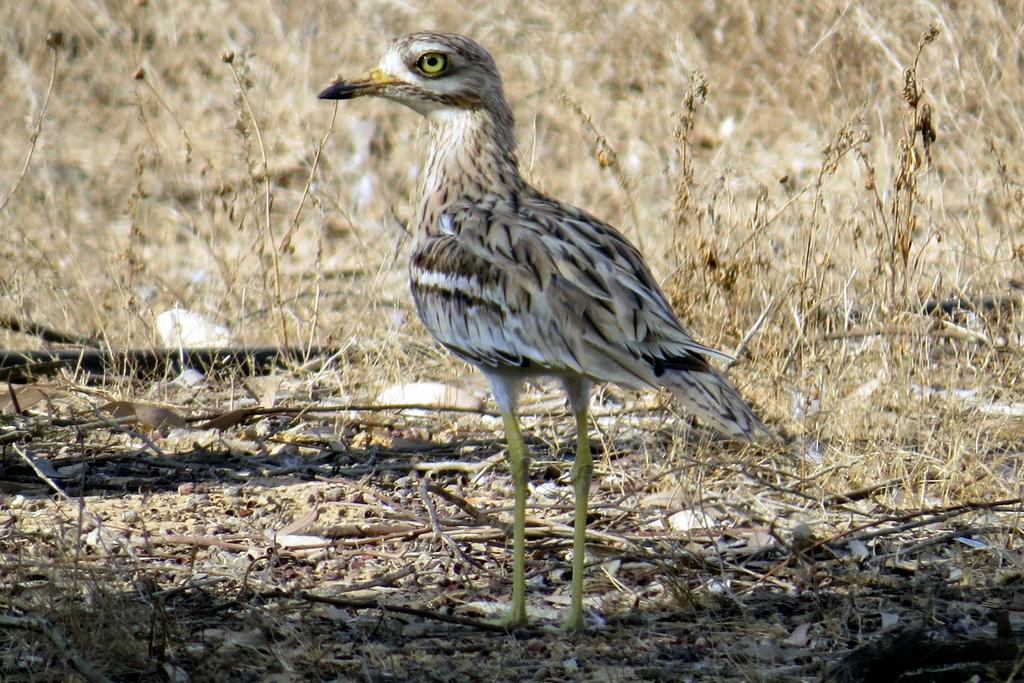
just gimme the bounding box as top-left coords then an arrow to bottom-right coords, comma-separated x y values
317,82 -> 352,100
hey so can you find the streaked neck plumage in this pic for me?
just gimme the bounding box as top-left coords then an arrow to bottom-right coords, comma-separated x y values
415,103 -> 526,235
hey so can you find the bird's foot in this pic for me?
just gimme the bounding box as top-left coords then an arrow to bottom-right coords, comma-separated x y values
562,608 -> 585,633
490,609 -> 528,631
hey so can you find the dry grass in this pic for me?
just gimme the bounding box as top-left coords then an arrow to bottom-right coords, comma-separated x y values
2,1 -> 1024,680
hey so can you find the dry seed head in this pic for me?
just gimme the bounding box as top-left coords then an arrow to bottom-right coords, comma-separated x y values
917,102 -> 936,163
821,116 -> 869,177
902,67 -> 920,108
675,69 -> 709,142
919,24 -> 941,48
684,69 -> 709,112
985,136 -> 1008,180
559,92 -> 619,169
917,103 -> 936,144
894,137 -> 918,191
595,141 -> 616,168
45,30 -> 63,49
854,148 -> 876,191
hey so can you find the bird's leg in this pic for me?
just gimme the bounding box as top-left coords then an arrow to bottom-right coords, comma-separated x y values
564,401 -> 593,632
499,409 -> 529,629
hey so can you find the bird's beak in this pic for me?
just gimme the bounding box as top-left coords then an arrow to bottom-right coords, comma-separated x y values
318,67 -> 397,100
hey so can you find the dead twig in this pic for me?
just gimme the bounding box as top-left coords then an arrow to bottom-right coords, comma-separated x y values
335,565 -> 417,593
279,102 -> 336,252
87,410 -> 167,459
0,346 -> 348,380
755,497 -> 1024,585
427,483 -> 500,529
0,613 -> 112,683
260,566 -> 416,601
316,456 -> 503,479
12,444 -> 71,501
0,34 -> 60,214
418,476 -> 493,575
224,53 -> 289,347
0,316 -> 101,347
0,429 -> 30,445
818,323 -> 1000,345
822,478 -> 904,507
297,592 -> 521,633
141,534 -> 255,553
334,527 -> 432,547
724,286 -> 787,372
838,497 -> 1022,543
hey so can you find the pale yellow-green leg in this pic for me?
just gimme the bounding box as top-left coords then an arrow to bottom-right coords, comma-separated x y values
498,410 -> 529,629
563,405 -> 593,632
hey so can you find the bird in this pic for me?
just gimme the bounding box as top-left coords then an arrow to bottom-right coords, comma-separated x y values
318,32 -> 770,631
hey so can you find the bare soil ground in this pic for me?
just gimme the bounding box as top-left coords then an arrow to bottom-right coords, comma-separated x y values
2,1 -> 1024,681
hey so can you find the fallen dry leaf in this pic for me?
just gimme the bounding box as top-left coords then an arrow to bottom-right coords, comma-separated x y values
101,400 -> 188,430
783,622 -> 811,647
1,384 -> 67,415
197,407 -> 260,430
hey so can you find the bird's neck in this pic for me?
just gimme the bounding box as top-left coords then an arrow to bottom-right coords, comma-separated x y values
415,107 -> 525,232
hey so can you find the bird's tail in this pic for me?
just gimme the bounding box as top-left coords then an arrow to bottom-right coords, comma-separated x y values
663,367 -> 771,442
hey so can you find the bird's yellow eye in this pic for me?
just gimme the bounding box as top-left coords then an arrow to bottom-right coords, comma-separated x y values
417,52 -> 449,76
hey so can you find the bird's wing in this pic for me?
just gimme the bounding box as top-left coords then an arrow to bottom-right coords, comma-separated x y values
409,195 -> 732,388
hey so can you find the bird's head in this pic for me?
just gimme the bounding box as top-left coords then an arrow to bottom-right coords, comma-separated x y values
318,32 -> 509,119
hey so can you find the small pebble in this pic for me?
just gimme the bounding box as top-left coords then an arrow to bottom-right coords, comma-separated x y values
792,522 -> 815,552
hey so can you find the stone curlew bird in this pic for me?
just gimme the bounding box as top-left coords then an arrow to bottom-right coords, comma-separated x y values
319,32 -> 769,631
